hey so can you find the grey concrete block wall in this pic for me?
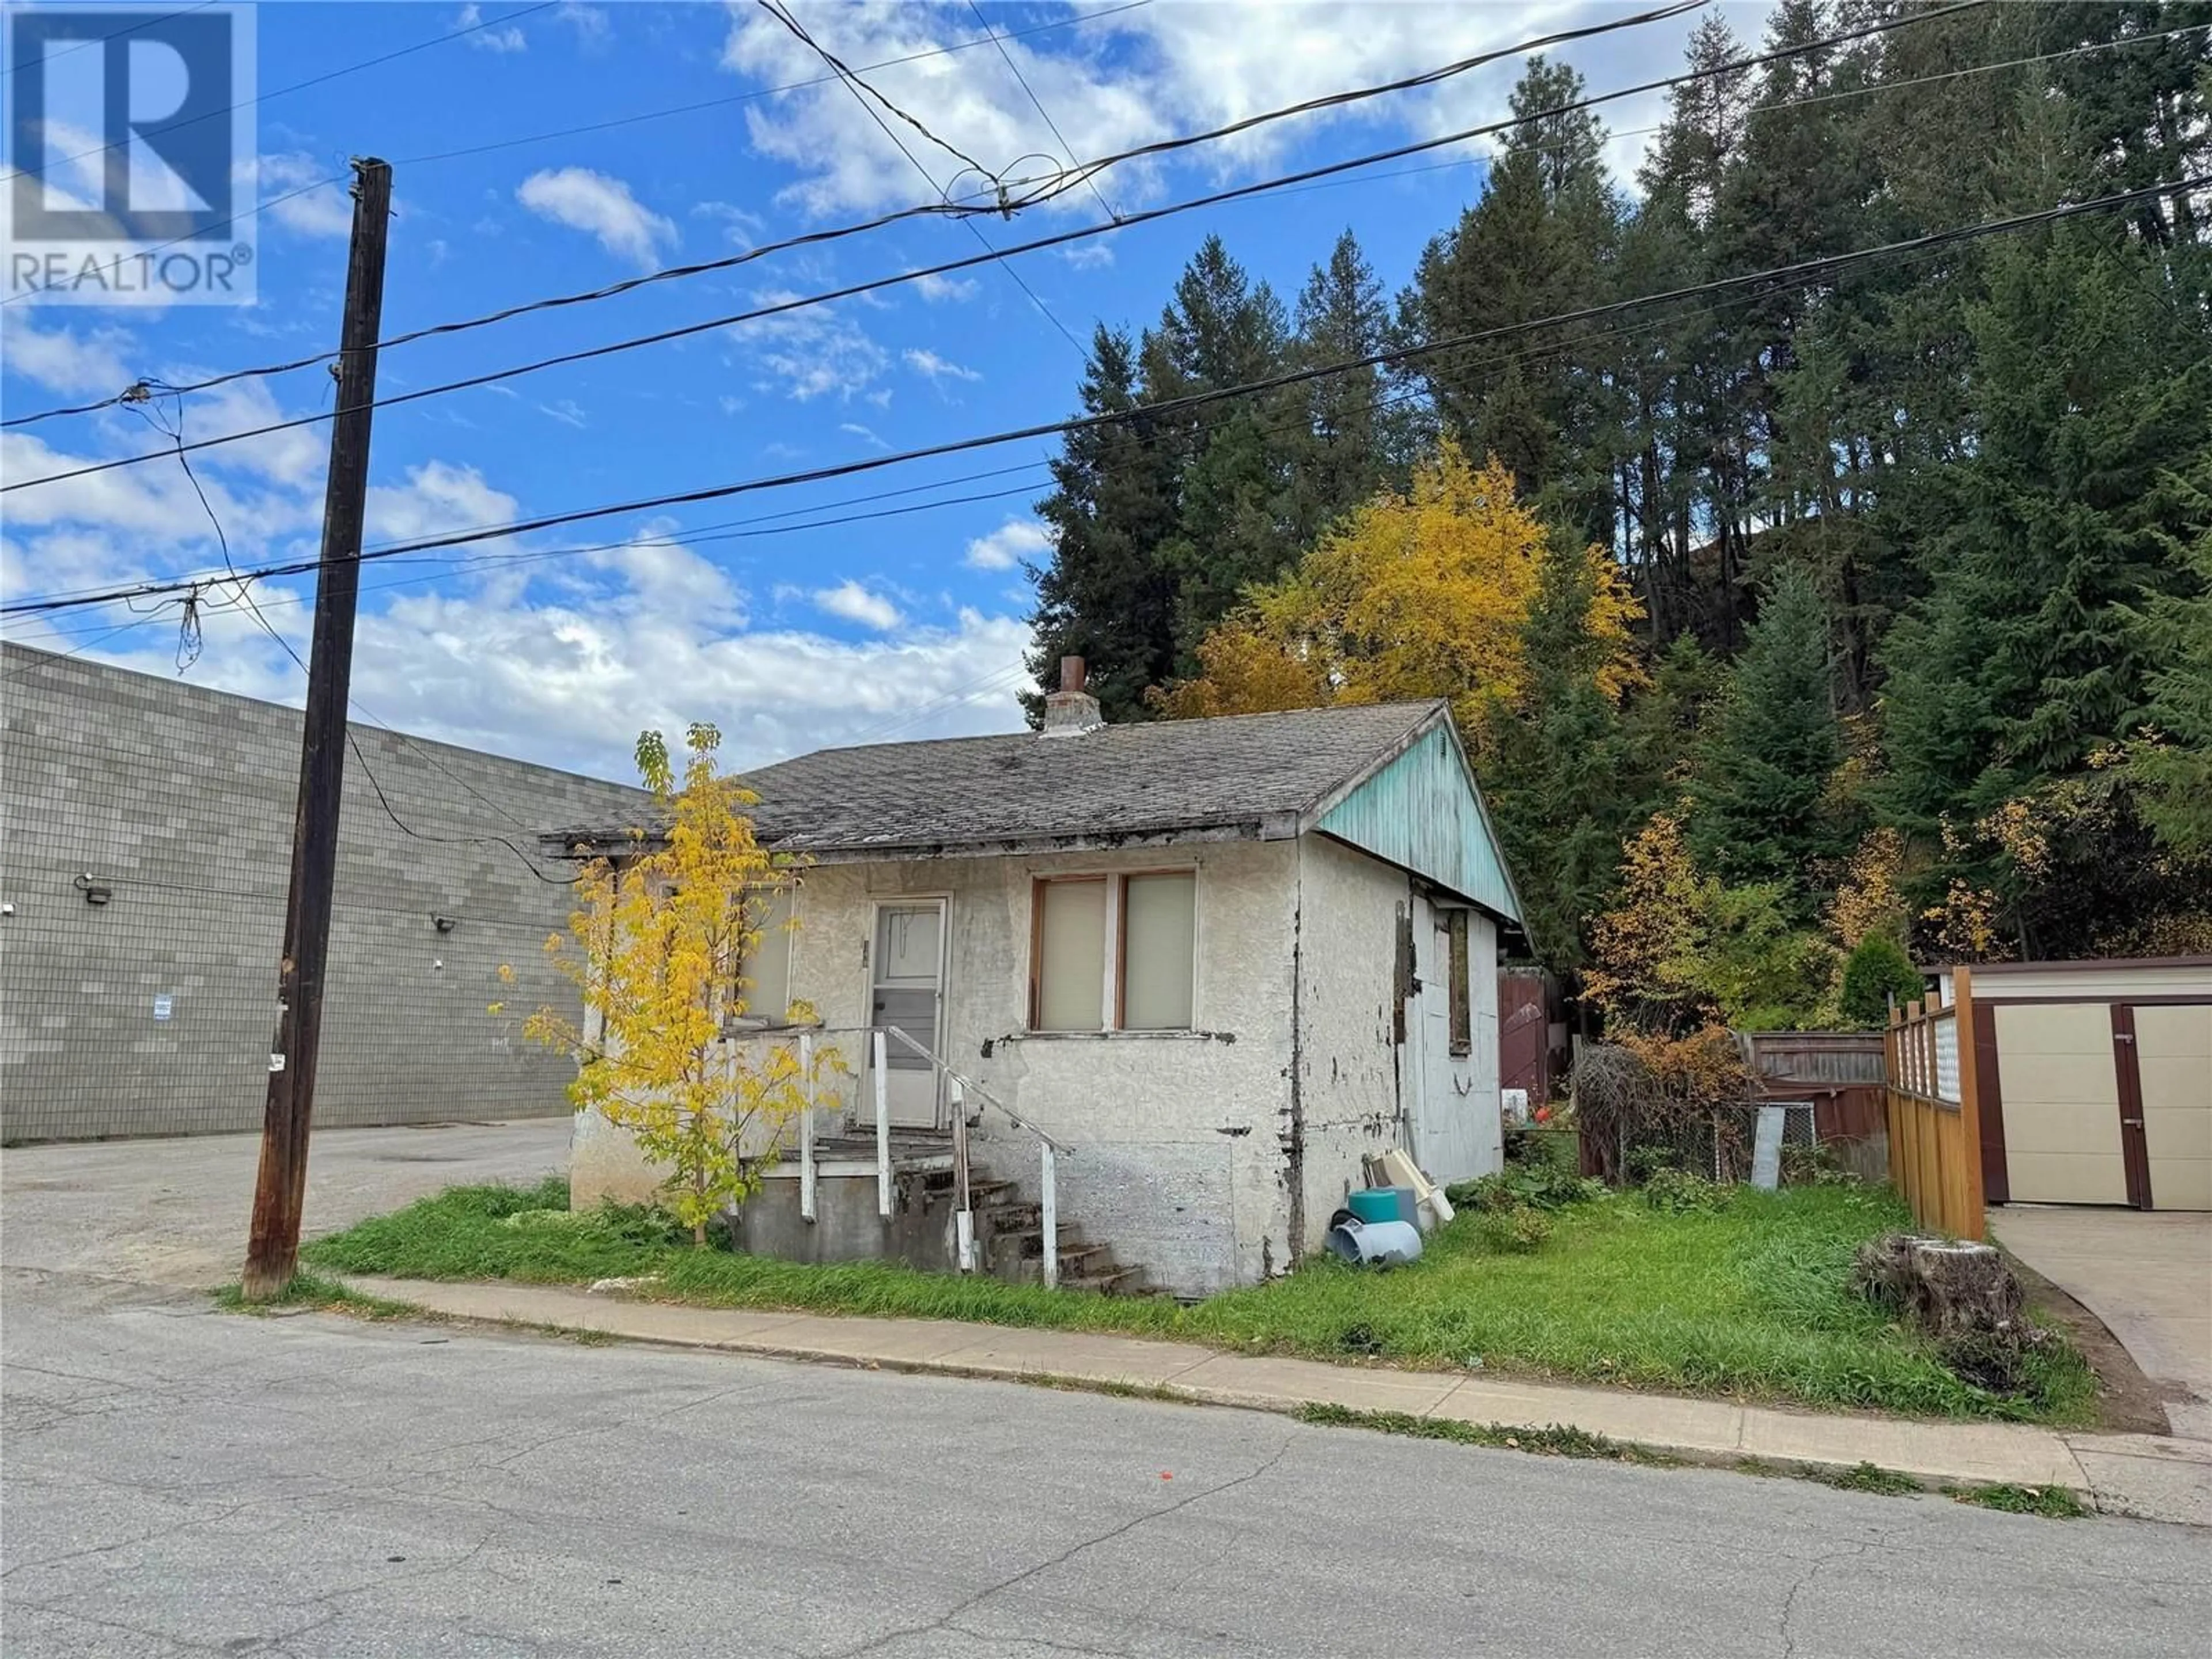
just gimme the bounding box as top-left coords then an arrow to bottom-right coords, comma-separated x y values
1,642 -> 650,1142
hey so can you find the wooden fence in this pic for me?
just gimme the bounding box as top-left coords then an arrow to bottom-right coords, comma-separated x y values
1883,966 -> 1987,1240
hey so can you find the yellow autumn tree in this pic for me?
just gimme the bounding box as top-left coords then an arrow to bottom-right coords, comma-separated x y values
512,722 -> 840,1245
1154,441 -> 1641,725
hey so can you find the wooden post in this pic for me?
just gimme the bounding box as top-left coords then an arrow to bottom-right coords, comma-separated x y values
241,159 -> 392,1302
1952,968 -> 1986,1239
798,1032 -> 817,1224
873,1029 -> 892,1219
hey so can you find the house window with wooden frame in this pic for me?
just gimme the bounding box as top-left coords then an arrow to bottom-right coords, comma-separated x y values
1030,871 -> 1196,1032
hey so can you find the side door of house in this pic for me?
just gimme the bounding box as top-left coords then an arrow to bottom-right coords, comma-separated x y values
868,900 -> 946,1130
1405,898 -> 1488,1187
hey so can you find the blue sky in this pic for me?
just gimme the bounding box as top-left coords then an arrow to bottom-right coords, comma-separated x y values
2,0 -> 1719,781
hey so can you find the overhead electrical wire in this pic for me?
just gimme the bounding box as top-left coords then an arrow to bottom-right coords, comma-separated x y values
756,0 -> 1088,357
130,379 -> 579,877
11,2 -> 558,188
399,0 -> 1156,168
0,0 -> 1991,482
1,0 -> 1734,428
0,0 -> 1152,313
7,173 -> 2189,625
1,1 -> 218,79
965,0 -> 1122,223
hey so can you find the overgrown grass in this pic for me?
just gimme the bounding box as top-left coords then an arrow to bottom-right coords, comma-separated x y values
1951,1482 -> 2091,1519
1293,1403 -> 1667,1463
303,1176 -> 2094,1423
213,1271 -> 419,1320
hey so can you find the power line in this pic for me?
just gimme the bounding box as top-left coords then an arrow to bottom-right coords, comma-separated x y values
0,1 -> 1986,484
397,0 -> 1154,167
0,2 -> 1154,316
1,1 -> 218,79
10,175 -> 2188,622
135,367 -> 580,881
757,0 -> 1088,358
0,188 -> 2154,635
965,0 -> 1120,224
2,0 -> 1728,426
10,3 -> 558,190
757,1 -> 995,184
1227,21 -> 2212,207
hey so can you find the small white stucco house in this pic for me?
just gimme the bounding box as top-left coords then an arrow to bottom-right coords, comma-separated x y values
557,664 -> 1528,1299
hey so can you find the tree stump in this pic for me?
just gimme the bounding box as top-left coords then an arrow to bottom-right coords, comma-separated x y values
1904,1239 -> 2022,1338
1852,1233 -> 2023,1337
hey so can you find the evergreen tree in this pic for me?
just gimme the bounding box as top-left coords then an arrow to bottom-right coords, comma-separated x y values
1878,225 -> 2212,829
1690,563 -> 1846,903
1479,529 -> 1642,970
1403,56 -> 1623,540
1025,325 -> 1181,724
1137,236 -> 1298,668
2122,461 -> 2212,854
1281,230 -> 1411,547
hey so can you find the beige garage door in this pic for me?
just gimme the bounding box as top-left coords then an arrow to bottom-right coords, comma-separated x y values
1996,1003 -> 2126,1204
2137,1005 -> 2212,1212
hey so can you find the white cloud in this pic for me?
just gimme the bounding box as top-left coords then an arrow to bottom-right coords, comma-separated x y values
1057,242 -> 1115,271
0,316 -> 134,393
728,290 -> 887,403
459,3 -> 528,52
903,347 -> 982,384
538,398 -> 588,429
964,517 -> 1051,572
692,199 -> 767,249
517,167 -> 675,270
556,2 -> 611,47
6,440 -> 1029,779
255,153 -> 354,238
365,460 -> 521,546
812,579 -> 902,631
838,422 -> 889,450
912,271 -> 980,303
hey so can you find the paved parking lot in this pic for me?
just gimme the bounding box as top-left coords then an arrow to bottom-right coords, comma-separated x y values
1,1119 -> 570,1290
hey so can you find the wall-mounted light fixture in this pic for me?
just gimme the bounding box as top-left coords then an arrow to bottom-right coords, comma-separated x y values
73,873 -> 112,907
433,915 -> 457,933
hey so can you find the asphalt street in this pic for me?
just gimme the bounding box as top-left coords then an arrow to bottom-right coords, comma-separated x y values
3,1125 -> 2207,1656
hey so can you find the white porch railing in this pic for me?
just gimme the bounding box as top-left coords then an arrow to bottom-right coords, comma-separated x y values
731,1022 -> 1071,1287
880,1024 -> 1070,1287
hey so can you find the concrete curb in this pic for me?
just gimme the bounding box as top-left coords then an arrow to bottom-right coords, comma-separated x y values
338,1276 -> 2210,1524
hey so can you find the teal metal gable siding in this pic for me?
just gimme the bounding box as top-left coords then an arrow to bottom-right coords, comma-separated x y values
1315,724 -> 1523,923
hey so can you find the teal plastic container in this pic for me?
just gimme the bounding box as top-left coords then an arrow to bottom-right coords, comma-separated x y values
1347,1189 -> 1399,1225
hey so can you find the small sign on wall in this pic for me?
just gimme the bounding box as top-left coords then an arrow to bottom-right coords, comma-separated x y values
152,994 -> 174,1022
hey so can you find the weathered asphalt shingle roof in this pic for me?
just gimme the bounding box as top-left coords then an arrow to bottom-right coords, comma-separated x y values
555,701 -> 1445,858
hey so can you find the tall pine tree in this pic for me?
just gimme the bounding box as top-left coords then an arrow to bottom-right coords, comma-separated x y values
1690,563 -> 1847,907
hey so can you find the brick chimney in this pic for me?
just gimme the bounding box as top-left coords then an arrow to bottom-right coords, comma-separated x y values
1040,655 -> 1103,738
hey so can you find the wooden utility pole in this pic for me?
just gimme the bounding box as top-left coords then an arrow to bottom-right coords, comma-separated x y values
241,158 -> 393,1301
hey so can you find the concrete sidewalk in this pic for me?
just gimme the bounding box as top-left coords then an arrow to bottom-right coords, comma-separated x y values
346,1275 -> 2211,1525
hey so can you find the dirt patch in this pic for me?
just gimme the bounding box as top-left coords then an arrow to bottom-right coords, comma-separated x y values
2008,1253 -> 2172,1435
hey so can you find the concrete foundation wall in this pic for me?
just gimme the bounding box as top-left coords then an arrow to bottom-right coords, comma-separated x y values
0,643 -> 647,1142
737,1171 -> 961,1272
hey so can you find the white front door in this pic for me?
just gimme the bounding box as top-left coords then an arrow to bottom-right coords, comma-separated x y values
869,901 -> 945,1130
